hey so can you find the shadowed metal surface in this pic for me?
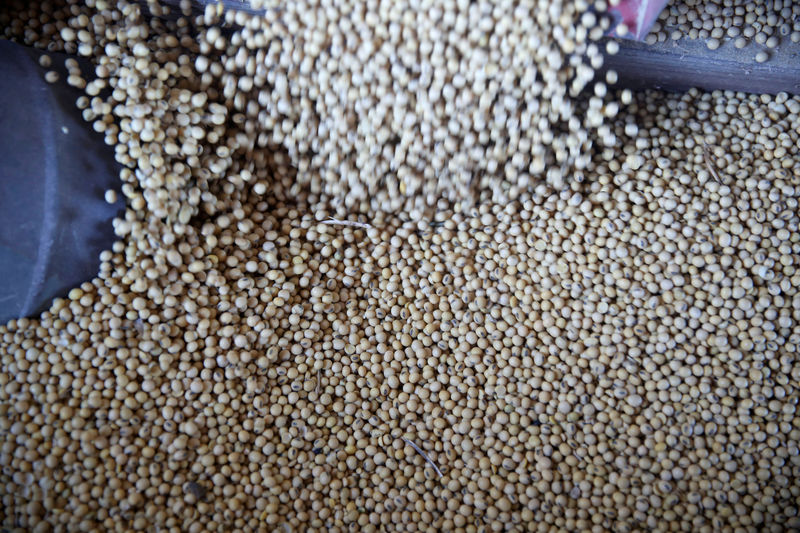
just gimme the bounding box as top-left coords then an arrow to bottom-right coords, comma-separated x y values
602,36 -> 800,95
0,40 -> 122,323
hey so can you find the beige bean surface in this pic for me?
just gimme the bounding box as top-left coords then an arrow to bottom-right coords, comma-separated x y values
1,0 -> 799,532
647,0 -> 800,59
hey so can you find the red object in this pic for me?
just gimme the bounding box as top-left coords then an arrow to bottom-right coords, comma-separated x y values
607,0 -> 668,41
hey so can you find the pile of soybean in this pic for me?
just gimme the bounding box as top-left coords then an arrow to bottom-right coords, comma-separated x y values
1,0 -> 799,532
650,0 -> 800,62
